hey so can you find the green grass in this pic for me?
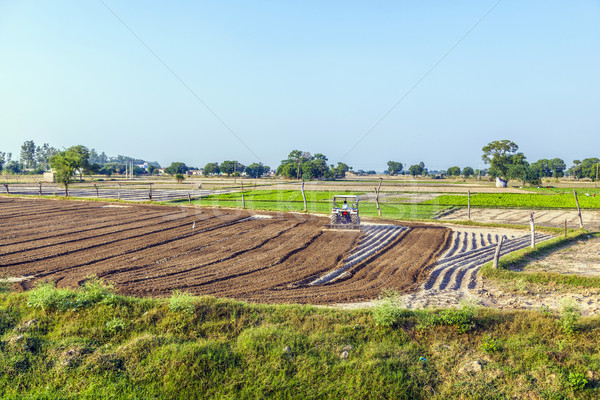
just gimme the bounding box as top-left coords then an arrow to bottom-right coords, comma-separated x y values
174,190 -> 450,220
423,192 -> 600,209
1,283 -> 600,399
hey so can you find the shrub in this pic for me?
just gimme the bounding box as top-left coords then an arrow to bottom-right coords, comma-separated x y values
480,335 -> 500,353
567,371 -> 587,390
372,289 -> 411,328
175,174 -> 185,183
558,299 -> 580,334
416,302 -> 476,333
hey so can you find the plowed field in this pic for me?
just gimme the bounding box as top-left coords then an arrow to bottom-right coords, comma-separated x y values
0,198 -> 450,304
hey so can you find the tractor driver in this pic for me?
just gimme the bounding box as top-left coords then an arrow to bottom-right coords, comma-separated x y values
342,200 -> 350,210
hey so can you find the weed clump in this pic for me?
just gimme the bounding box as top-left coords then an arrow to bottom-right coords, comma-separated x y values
26,277 -> 114,312
558,299 -> 580,335
168,290 -> 197,315
372,289 -> 411,328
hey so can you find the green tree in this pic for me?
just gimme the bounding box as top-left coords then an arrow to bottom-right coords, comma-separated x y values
203,162 -> 220,176
408,163 -> 424,177
569,160 -> 582,179
462,166 -> 474,177
333,162 -> 350,179
550,158 -> 566,178
50,147 -> 89,196
147,164 -> 156,175
387,161 -> 403,175
175,174 -> 185,183
20,140 -> 37,169
482,140 -> 519,179
245,163 -> 269,178
164,162 -> 189,175
277,150 -> 312,179
580,158 -> 600,181
220,161 -> 244,176
447,166 -> 461,177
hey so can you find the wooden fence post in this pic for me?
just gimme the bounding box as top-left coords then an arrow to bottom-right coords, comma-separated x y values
117,184 -> 121,200
493,236 -> 504,269
188,193 -> 192,205
3,183 -> 8,194
148,183 -> 152,201
301,180 -> 307,212
530,212 -> 535,249
94,184 -> 99,198
467,189 -> 471,220
573,189 -> 583,228
39,182 -> 42,196
564,219 -> 567,238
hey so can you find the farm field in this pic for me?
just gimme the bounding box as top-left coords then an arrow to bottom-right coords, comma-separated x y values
424,191 -> 600,209
0,198 -> 451,304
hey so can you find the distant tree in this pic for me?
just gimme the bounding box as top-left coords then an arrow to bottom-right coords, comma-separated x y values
147,164 -> 156,175
0,151 -> 5,172
5,161 -> 21,174
175,174 -> 185,183
203,162 -> 220,176
482,140 -> 519,179
333,162 -> 350,179
447,166 -> 461,177
569,160 -> 582,179
164,162 -> 189,175
245,163 -> 269,178
408,163 -> 425,177
462,166 -> 474,177
580,158 -> 600,181
366,170 -> 377,175
220,160 -> 245,176
20,140 -> 37,169
387,161 -> 403,175
35,143 -> 57,171
550,158 -> 566,178
277,150 -> 312,179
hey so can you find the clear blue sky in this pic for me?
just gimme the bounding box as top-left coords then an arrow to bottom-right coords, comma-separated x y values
1,1 -> 598,171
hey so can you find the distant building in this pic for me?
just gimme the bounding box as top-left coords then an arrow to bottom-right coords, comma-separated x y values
187,170 -> 203,176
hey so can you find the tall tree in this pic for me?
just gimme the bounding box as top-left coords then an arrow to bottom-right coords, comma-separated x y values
387,161 -> 403,175
164,162 -> 189,175
20,140 -> 37,169
482,140 -> 519,179
447,166 -> 461,176
462,166 -> 474,177
203,162 -> 220,176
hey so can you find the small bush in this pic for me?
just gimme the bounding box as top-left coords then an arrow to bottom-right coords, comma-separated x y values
567,371 -> 587,390
105,318 -> 129,335
372,289 -> 411,328
168,291 -> 196,315
558,299 -> 580,334
480,335 -> 500,354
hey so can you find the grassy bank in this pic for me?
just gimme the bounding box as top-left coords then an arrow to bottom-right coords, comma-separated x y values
1,281 -> 599,399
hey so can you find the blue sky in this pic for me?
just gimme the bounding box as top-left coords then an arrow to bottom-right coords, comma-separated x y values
1,1 -> 598,171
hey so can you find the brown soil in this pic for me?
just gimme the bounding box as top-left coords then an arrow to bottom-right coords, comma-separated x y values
0,198 -> 450,304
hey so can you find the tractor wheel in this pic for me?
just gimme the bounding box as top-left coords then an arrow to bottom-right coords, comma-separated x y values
351,214 -> 360,225
330,214 -> 339,224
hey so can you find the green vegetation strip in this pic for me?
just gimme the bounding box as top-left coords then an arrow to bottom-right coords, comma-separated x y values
1,281 -> 599,399
175,190 -> 450,220
423,192 -> 600,209
481,232 -> 600,288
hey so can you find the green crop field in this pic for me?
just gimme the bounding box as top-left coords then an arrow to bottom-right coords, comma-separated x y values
422,192 -> 600,209
174,190 -> 451,220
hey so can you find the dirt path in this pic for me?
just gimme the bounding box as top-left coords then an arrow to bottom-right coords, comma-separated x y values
439,208 -> 600,230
